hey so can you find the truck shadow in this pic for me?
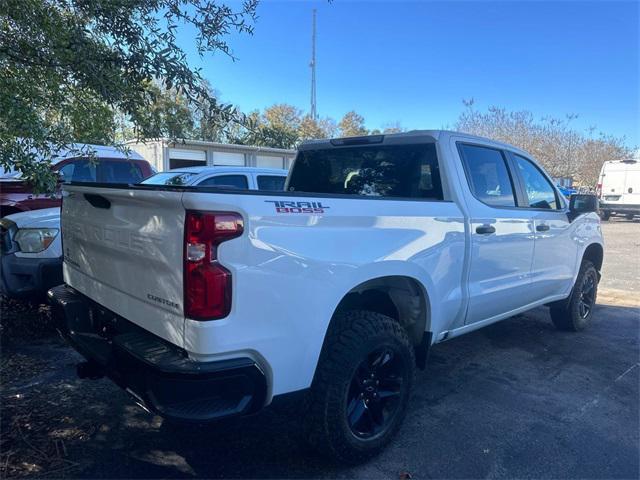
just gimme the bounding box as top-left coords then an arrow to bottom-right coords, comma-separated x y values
4,303 -> 638,479
84,303 -> 639,478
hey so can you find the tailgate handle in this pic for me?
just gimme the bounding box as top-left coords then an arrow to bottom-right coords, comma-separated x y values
84,193 -> 111,209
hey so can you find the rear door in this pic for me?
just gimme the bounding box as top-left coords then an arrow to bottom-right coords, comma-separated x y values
456,142 -> 537,325
623,165 -> 640,206
601,164 -> 629,205
61,185 -> 186,346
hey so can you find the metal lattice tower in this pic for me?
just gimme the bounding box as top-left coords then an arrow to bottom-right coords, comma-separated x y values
310,9 -> 317,120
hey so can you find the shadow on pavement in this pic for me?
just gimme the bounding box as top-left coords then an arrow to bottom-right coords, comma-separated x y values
2,304 -> 639,479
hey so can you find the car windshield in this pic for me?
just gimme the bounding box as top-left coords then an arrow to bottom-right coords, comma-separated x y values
140,172 -> 198,186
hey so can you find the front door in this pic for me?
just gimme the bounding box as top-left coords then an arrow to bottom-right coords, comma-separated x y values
509,153 -> 577,300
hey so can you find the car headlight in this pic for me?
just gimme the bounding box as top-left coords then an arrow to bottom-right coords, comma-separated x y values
14,228 -> 59,253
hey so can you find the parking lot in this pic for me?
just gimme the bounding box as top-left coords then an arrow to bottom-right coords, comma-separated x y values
1,218 -> 638,479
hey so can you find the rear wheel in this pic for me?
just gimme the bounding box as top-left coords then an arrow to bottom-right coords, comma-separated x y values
304,310 -> 415,463
550,260 -> 598,331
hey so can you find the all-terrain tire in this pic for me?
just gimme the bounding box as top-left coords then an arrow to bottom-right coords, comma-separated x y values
550,260 -> 599,331
304,310 -> 415,464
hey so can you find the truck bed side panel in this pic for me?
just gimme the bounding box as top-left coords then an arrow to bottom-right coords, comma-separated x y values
180,191 -> 466,396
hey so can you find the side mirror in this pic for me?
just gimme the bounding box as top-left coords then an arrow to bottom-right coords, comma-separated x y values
568,194 -> 598,221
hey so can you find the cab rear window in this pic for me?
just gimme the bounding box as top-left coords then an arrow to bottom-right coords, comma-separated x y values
287,144 -> 443,200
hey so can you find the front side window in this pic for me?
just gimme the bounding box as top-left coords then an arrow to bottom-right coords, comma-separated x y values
197,175 -> 249,189
288,143 -> 443,200
458,144 -> 516,207
257,175 -> 286,191
514,155 -> 559,209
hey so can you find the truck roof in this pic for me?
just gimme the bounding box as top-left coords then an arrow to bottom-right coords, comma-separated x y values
1,143 -> 145,179
299,130 -> 534,159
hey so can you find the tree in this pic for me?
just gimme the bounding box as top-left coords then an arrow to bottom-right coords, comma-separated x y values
382,122 -> 405,134
339,111 -> 368,137
236,104 -> 301,149
0,0 -> 257,192
45,88 -> 116,145
193,81 -> 231,143
131,82 -> 195,140
299,115 -> 337,141
455,100 -> 633,186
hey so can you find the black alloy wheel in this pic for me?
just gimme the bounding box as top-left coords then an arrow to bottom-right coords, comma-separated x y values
346,346 -> 405,439
578,271 -> 596,319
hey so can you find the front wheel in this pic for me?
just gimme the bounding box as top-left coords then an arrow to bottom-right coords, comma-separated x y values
600,210 -> 611,221
304,310 -> 415,463
550,260 -> 598,331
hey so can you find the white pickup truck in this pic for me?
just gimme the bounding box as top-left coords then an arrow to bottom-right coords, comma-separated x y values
49,131 -> 603,462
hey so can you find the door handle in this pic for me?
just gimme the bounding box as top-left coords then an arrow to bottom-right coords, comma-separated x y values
475,224 -> 496,235
536,224 -> 550,232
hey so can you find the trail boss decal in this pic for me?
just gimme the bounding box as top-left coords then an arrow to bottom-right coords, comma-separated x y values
265,200 -> 330,214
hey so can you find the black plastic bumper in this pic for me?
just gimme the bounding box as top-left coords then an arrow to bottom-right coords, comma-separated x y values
599,203 -> 640,215
47,285 -> 267,422
0,253 -> 62,298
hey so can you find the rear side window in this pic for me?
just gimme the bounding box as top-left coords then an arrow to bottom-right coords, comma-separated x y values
101,161 -> 144,183
58,161 -> 92,182
257,175 -> 286,191
288,144 -> 443,200
458,144 -> 516,207
513,155 -> 559,209
58,159 -> 143,184
141,172 -> 197,185
197,175 -> 249,189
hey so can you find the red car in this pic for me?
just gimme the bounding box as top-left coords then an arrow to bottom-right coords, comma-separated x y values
0,145 -> 154,218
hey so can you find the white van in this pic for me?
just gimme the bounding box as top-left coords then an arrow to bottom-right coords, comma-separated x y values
597,160 -> 640,220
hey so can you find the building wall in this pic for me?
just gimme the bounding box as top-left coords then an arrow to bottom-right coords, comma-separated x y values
126,140 -> 296,172
128,142 -> 164,172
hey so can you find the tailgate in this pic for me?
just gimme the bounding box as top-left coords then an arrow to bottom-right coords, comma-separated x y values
61,185 -> 186,347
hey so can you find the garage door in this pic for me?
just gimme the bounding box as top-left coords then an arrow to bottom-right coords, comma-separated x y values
168,148 -> 206,169
214,151 -> 245,166
256,155 -> 284,169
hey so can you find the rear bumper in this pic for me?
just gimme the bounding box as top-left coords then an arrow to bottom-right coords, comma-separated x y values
0,253 -> 62,298
599,203 -> 640,215
47,284 -> 267,422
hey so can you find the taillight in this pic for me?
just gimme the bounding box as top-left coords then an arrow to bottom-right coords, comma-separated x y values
596,183 -> 602,198
184,211 -> 244,320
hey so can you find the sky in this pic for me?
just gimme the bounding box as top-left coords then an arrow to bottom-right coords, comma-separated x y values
178,0 -> 639,147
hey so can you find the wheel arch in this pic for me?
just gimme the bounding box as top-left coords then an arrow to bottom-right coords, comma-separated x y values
328,275 -> 431,368
582,242 -> 604,272
0,205 -> 24,219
